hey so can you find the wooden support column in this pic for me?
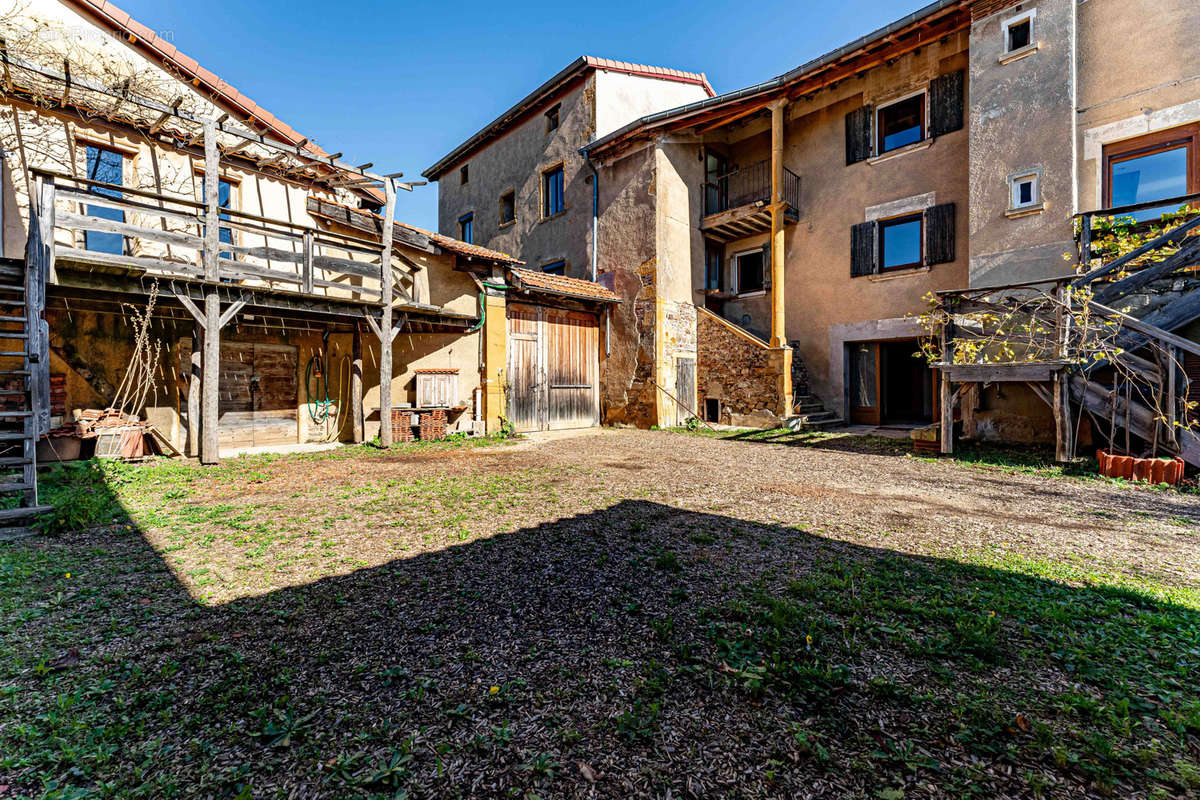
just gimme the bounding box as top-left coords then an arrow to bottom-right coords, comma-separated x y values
1053,371 -> 1074,463
940,309 -> 956,455
769,98 -> 787,348
350,323 -> 364,443
377,179 -> 397,447
187,321 -> 201,457
482,281 -> 508,434
200,118 -> 221,465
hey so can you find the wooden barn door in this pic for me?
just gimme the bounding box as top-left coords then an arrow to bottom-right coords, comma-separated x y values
506,305 -> 541,432
506,304 -> 599,433
675,357 -> 696,426
218,342 -> 299,448
545,308 -> 599,430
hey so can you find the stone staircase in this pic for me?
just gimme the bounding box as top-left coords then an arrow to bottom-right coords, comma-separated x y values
785,393 -> 845,431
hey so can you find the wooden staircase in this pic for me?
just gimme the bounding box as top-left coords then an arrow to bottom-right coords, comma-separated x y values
0,255 -> 53,534
1070,207 -> 1200,468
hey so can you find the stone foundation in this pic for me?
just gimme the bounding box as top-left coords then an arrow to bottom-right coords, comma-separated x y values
697,308 -> 785,427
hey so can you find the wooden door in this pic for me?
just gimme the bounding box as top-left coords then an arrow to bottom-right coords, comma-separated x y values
218,342 -> 298,448
545,308 -> 599,431
848,342 -> 881,426
506,304 -> 599,433
675,357 -> 696,426
506,305 -> 541,433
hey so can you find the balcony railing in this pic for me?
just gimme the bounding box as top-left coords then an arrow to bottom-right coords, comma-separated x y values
31,170 -> 417,305
702,160 -> 801,218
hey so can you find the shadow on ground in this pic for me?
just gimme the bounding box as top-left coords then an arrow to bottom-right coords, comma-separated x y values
2,491 -> 1198,799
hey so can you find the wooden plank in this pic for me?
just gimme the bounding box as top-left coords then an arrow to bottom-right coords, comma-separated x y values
302,231 -> 314,295
306,196 -> 437,255
941,363 -> 1060,382
187,327 -> 200,457
57,210 -> 204,251
55,188 -> 203,227
56,246 -> 204,277
377,180 -> 396,447
351,324 -> 363,443
1074,214 -> 1200,287
1094,238 -> 1200,304
939,370 -> 953,455
201,119 -> 221,465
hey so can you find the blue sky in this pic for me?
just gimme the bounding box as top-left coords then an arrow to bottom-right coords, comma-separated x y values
112,0 -> 931,230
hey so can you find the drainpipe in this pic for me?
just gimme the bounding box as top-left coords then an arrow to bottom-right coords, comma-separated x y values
585,151 -> 600,282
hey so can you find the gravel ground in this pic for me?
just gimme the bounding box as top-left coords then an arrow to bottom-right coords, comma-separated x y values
2,428 -> 1198,799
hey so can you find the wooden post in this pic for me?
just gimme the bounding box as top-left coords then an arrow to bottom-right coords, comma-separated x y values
200,119 -> 221,464
351,323 -> 363,443
187,321 -> 201,457
377,179 -> 396,447
301,230 -> 314,295
940,305 -> 955,455
769,99 -> 787,348
1054,370 -> 1074,462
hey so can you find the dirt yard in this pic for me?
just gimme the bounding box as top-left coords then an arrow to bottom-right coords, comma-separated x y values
2,428 -> 1199,799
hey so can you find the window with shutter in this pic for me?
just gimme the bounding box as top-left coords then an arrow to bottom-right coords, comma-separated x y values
924,203 -> 956,265
929,70 -> 965,138
851,221 -> 877,277
845,105 -> 873,165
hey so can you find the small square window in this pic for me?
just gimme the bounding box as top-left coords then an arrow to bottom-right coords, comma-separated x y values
1008,170 -> 1042,211
542,260 -> 566,275
1003,13 -> 1032,53
879,213 -> 924,271
458,212 -> 473,244
734,250 -> 764,294
545,104 -> 560,133
499,191 -> 515,225
542,166 -> 565,217
459,164 -> 469,185
876,94 -> 925,155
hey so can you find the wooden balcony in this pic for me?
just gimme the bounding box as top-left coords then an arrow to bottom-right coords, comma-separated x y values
700,160 -> 800,242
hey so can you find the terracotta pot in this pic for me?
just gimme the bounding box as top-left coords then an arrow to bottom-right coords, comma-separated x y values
1096,449 -> 1185,486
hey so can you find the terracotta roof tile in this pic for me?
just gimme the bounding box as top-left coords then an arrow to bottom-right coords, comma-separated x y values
509,267 -> 619,302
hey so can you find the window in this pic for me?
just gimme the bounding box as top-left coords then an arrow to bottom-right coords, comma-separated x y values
1104,124 -> 1198,219
542,165 -> 565,217
545,104 -> 560,133
458,212 -> 473,244
876,93 -> 925,155
82,144 -> 126,254
1008,169 -> 1042,212
733,249 -> 764,294
459,164 -> 469,185
199,174 -> 237,259
879,214 -> 923,271
541,260 -> 565,275
1003,10 -> 1035,54
704,242 -> 724,291
499,190 -> 515,225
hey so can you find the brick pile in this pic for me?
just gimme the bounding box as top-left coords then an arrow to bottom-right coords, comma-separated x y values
390,409 -> 415,443
419,409 -> 447,441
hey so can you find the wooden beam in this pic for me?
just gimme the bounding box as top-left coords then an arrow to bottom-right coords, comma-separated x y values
201,119 -> 221,465
351,323 -> 363,443
218,298 -> 247,329
377,179 -> 396,447
173,288 -> 205,328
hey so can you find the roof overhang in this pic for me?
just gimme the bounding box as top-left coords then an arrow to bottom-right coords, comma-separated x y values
583,0 -> 970,161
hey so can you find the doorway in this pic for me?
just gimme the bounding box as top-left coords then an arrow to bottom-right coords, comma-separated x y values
506,303 -> 600,433
848,339 -> 934,426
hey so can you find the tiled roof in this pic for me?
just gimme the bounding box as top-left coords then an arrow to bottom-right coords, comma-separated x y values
64,0 -> 327,158
508,268 -> 619,303
307,198 -> 522,264
423,55 -> 714,179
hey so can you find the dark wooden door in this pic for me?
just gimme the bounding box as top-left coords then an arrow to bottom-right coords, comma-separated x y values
218,342 -> 298,448
675,357 -> 696,426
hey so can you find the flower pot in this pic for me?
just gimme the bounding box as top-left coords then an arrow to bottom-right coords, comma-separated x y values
1096,449 -> 1185,486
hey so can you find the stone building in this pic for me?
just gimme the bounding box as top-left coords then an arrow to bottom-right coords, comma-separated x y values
427,0 -> 1200,442
422,57 -> 714,282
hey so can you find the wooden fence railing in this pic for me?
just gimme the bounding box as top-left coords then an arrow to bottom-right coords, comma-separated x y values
34,170 -> 414,304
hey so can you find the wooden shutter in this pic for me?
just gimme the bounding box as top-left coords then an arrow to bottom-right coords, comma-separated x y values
929,70 -> 965,138
924,203 -> 956,265
851,221 -> 877,277
845,105 -> 873,165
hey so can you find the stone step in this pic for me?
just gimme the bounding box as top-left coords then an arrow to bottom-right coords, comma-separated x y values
793,401 -> 825,413
785,414 -> 846,432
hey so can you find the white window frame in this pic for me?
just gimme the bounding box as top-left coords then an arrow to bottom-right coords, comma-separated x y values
731,247 -> 766,297
874,89 -> 929,157
1001,9 -> 1038,59
1007,168 -> 1044,215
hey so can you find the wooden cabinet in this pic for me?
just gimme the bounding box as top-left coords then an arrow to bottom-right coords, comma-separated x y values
415,369 -> 458,408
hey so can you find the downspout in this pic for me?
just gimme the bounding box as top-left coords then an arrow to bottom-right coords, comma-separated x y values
585,151 -> 599,282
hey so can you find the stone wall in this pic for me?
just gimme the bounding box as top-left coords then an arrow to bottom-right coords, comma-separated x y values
696,308 -> 782,428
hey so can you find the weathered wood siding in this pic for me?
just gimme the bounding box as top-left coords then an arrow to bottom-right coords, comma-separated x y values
506,303 -> 598,432
217,342 -> 298,448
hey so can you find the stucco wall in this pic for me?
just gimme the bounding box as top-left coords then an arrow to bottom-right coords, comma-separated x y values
1076,0 -> 1200,212
434,78 -> 595,279
968,0 -> 1076,288
593,72 -> 710,141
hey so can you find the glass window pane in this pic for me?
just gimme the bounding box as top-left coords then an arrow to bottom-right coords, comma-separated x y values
851,344 -> 876,409
879,96 -> 924,153
737,251 -> 763,292
1110,146 -> 1188,216
881,218 -> 922,269
85,146 -> 125,254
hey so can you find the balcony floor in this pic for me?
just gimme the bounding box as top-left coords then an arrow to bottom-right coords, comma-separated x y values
700,201 -> 798,243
